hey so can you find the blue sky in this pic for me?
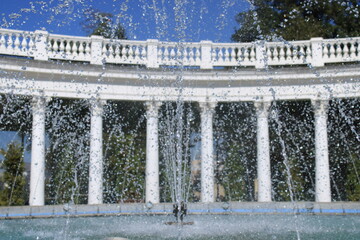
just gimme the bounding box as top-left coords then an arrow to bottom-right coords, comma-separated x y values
1,0 -> 249,42
0,0 -> 250,162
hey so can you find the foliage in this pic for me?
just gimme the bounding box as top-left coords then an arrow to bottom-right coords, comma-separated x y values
0,143 -> 26,206
270,101 -> 315,201
103,134 -> 145,203
103,100 -> 146,203
345,154 -> 360,201
328,98 -> 360,201
232,0 -> 360,42
214,102 -> 257,201
81,8 -> 126,39
45,99 -> 90,205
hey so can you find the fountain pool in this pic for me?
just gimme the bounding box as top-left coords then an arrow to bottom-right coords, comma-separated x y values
1,214 -> 360,240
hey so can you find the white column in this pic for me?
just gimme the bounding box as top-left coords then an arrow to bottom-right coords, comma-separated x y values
145,101 -> 162,203
199,102 -> 216,203
30,96 -> 47,206
254,101 -> 272,202
312,99 -> 331,202
88,99 -> 105,205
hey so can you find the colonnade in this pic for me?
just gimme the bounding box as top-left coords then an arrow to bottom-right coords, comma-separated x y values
28,97 -> 331,206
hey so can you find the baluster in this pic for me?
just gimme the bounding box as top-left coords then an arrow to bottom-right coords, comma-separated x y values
329,44 -> 335,59
77,42 -> 83,57
343,42 -> 350,58
53,40 -> 59,52
141,45 -> 147,59
135,46 -> 140,61
238,47 -> 243,62
250,47 -> 255,62
84,41 -> 90,57
21,35 -> 28,52
65,41 -> 71,55
230,47 -> 236,63
14,34 -> 20,52
211,47 -> 217,62
279,46 -> 285,62
273,47 -> 279,62
163,47 -> 169,62
266,47 -> 272,62
157,47 -> 163,61
129,46 -> 135,60
296,46 -> 303,61
349,42 -> 355,58
355,41 -> 359,58
224,48 -> 229,62
181,47 -> 186,63
189,48 -> 194,64
218,48 -> 223,63
195,47 -> 200,63
335,43 -> 341,58
6,34 -> 13,50
323,44 -> 329,59
116,44 -> 121,59
286,46 -> 291,61
114,44 -> 120,59
102,42 -> 107,55
119,44 -> 125,60
59,40 -> 65,53
170,48 -> 176,60
292,46 -> 298,61
306,44 -> 311,62
0,34 -> 5,51
48,39 -> 54,54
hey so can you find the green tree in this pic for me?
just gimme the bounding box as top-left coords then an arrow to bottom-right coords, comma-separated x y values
103,134 -> 145,203
345,154 -> 360,201
232,0 -> 360,42
214,102 -> 257,202
82,8 -> 126,39
45,98 -> 90,205
0,143 -> 26,206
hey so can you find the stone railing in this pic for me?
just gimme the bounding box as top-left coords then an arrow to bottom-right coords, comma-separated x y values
0,28 -> 359,69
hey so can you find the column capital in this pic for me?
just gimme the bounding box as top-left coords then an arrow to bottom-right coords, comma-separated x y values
145,101 -> 162,118
254,100 -> 271,118
31,96 -> 50,109
311,99 -> 329,116
89,99 -> 106,116
199,101 -> 217,113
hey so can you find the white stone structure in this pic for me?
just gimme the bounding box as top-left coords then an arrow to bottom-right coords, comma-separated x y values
199,102 -> 217,202
254,101 -> 272,202
0,28 -> 360,205
88,99 -> 106,204
145,101 -> 162,204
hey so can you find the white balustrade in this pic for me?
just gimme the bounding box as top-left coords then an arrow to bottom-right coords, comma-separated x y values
212,43 -> 255,67
323,38 -> 360,63
157,42 -> 202,66
102,39 -> 147,65
0,29 -> 35,57
47,34 -> 91,61
0,28 -> 359,69
266,41 -> 312,66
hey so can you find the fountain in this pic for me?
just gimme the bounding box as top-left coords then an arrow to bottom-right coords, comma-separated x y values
0,0 -> 360,239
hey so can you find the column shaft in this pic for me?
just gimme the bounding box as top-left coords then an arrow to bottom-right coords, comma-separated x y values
255,101 -> 272,202
88,99 -> 105,205
312,100 -> 331,202
29,97 -> 46,206
145,102 -> 161,203
200,102 -> 216,203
